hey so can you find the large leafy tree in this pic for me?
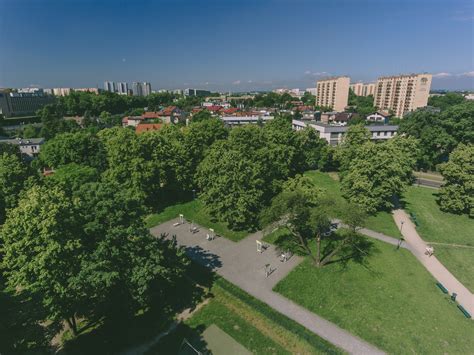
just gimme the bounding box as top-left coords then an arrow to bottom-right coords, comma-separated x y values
438,144 -> 474,217
1,186 -> 85,335
0,152 -> 31,223
1,182 -> 188,337
98,127 -> 161,204
39,131 -> 107,171
197,140 -> 266,230
340,136 -> 418,213
184,118 -> 228,178
262,176 -> 367,267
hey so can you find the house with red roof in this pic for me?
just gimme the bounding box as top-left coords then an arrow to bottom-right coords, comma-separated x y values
158,106 -> 186,124
136,123 -> 164,134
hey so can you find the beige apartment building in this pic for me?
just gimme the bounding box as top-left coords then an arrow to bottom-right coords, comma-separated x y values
350,82 -> 376,96
316,76 -> 350,112
374,73 -> 432,117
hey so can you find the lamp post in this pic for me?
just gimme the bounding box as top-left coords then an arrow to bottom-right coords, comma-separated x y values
192,189 -> 196,200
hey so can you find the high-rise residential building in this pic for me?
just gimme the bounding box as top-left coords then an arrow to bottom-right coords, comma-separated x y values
132,82 -> 143,96
104,81 -> 117,92
374,73 -> 432,117
143,82 -> 152,96
316,76 -> 350,112
363,83 -> 376,96
117,82 -> 129,95
132,82 -> 152,96
350,82 -> 376,97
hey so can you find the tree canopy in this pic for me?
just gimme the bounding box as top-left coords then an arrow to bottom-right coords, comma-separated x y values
438,144 -> 474,217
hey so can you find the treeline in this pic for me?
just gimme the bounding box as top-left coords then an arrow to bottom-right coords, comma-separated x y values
398,98 -> 473,170
49,91 -> 208,117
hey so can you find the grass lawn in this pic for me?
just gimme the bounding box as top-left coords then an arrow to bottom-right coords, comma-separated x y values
152,278 -> 342,355
403,186 -> 474,292
304,171 -> 401,238
274,238 -> 474,354
145,199 -> 249,242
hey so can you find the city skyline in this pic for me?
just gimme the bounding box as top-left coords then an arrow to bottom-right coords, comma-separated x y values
1,0 -> 473,91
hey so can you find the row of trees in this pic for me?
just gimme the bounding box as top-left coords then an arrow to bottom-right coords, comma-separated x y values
55,91 -> 205,116
197,117 -> 331,229
0,118 -> 234,349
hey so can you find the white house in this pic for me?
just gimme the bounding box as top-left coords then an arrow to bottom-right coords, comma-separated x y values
292,120 -> 398,145
0,137 -> 45,157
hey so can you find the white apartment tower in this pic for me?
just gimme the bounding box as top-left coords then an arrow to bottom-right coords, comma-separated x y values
104,81 -> 116,92
316,76 -> 350,112
117,82 -> 129,95
374,73 -> 432,117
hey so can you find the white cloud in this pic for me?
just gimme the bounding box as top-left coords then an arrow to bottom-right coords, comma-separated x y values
247,80 -> 253,83
232,80 -> 241,85
459,71 -> 474,77
304,71 -> 330,77
433,72 -> 452,78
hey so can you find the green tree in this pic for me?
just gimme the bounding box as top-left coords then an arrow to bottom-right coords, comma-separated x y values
1,181 -> 189,337
428,92 -> 466,111
45,163 -> 98,194
438,144 -> 474,217
335,124 -> 371,175
191,109 -> 213,122
39,131 -> 107,171
1,185 -> 85,335
22,124 -> 39,138
0,153 -> 30,223
340,137 -> 418,213
184,118 -> 228,179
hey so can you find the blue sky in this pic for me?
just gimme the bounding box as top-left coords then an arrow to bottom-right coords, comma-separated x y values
0,0 -> 473,91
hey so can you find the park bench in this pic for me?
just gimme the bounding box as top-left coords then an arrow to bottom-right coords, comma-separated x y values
457,305 -> 471,319
436,282 -> 448,294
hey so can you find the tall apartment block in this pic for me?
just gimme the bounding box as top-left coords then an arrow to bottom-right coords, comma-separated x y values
350,82 -> 376,96
132,82 -> 152,96
316,76 -> 350,112
117,82 -> 129,95
374,73 -> 432,117
104,81 -> 116,92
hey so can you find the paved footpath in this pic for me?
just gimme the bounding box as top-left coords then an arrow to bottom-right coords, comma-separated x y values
151,219 -> 385,355
393,209 -> 474,317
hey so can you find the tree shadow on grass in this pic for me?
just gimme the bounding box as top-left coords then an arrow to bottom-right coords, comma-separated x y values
271,230 -> 309,257
321,234 -> 381,273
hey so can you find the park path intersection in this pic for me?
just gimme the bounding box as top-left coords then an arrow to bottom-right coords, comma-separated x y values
151,219 -> 385,355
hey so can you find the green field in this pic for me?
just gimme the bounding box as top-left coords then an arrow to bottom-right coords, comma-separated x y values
274,238 -> 474,354
304,171 -> 401,238
403,186 -> 474,292
152,278 -> 342,354
146,199 -> 249,242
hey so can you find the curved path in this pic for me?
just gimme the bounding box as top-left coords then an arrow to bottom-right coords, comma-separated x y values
392,209 -> 474,317
151,219 -> 385,355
